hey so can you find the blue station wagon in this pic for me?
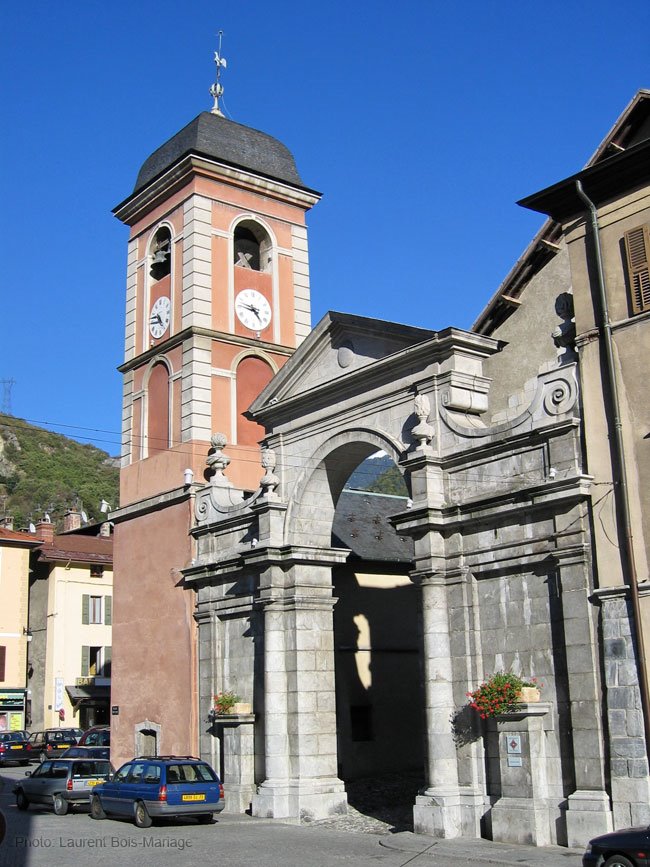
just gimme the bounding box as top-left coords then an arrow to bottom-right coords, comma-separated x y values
90,756 -> 225,827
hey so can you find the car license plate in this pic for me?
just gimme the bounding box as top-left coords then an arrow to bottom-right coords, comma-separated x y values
57,744 -> 67,749
87,780 -> 101,786
182,794 -> 206,802
10,745 -> 21,750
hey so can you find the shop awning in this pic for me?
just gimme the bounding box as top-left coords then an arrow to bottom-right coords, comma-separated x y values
65,685 -> 110,708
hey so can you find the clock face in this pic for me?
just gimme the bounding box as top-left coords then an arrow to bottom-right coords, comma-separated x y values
149,296 -> 171,339
235,289 -> 272,332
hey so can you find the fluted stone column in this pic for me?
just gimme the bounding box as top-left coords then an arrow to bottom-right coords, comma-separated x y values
412,572 -> 463,838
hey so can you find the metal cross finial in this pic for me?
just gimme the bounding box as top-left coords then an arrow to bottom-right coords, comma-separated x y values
209,30 -> 227,116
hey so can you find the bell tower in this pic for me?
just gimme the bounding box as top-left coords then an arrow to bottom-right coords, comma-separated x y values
108,49 -> 320,768
113,49 -> 320,501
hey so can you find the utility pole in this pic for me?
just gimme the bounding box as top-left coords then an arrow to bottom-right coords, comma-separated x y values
1,378 -> 15,415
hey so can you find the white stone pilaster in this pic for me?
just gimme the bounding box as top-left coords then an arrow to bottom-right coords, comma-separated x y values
183,195 -> 213,331
413,573 -> 463,839
181,335 -> 212,442
291,225 -> 311,345
124,239 -> 138,363
121,371 -> 134,466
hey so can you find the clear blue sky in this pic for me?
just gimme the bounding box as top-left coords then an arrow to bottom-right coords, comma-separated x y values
1,0 -> 648,454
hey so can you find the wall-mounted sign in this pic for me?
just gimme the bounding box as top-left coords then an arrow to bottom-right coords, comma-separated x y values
507,755 -> 523,767
54,678 -> 65,711
112,706 -> 119,716
506,735 -> 522,754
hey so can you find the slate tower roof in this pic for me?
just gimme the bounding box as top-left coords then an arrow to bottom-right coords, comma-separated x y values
133,112 -> 310,194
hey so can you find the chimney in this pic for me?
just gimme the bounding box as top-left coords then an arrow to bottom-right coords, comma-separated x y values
35,518 -> 55,545
63,509 -> 82,533
99,522 -> 112,538
1,516 -> 14,531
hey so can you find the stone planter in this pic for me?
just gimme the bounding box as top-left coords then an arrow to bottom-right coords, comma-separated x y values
214,702 -> 252,715
518,687 -> 541,703
232,702 -> 252,714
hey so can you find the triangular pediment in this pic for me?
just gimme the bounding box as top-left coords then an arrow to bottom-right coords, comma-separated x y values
248,311 -> 436,417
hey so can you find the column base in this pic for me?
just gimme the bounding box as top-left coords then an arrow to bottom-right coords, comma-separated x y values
413,787 -> 463,838
251,777 -> 347,822
490,796 -> 551,846
565,790 -> 613,848
225,783 -> 257,814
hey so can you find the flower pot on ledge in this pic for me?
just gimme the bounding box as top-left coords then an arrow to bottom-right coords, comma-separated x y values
232,702 -> 252,714
214,702 -> 252,716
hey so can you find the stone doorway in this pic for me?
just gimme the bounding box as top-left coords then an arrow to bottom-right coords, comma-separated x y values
329,456 -> 424,811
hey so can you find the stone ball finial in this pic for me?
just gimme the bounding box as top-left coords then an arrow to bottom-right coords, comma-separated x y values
260,446 -> 279,495
411,392 -> 434,448
206,432 -> 231,487
552,292 -> 577,361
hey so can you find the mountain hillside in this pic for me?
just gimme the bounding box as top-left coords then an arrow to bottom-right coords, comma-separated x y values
0,414 -> 119,531
345,454 -> 409,497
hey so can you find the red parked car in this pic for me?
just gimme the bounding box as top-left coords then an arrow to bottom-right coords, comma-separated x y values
78,726 -> 110,746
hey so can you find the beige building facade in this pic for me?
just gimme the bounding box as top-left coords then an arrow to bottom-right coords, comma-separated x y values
0,526 -> 39,730
29,521 -> 113,731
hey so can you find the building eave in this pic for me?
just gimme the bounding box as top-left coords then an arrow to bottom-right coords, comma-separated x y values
113,154 -> 321,226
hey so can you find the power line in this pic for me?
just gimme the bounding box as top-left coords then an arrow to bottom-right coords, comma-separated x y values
0,413 -> 610,491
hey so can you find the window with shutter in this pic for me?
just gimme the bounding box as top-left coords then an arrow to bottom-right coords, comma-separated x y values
81,645 -> 90,677
104,596 -> 112,625
0,645 -> 6,681
624,224 -> 650,315
82,594 -> 89,625
103,646 -> 112,677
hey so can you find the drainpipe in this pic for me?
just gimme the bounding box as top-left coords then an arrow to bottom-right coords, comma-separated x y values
575,179 -> 650,764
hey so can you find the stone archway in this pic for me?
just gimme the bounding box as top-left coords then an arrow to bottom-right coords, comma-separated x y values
185,312 -> 608,845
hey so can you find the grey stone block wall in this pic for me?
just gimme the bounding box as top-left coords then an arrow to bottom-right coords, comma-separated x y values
600,593 -> 650,827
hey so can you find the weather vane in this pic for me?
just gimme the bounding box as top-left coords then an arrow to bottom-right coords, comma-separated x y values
210,31 -> 227,116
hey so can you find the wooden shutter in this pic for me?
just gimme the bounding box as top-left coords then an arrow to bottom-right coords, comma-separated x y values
104,595 -> 112,625
82,594 -> 89,624
81,646 -> 90,677
624,224 -> 650,314
103,646 -> 112,676
0,645 -> 6,681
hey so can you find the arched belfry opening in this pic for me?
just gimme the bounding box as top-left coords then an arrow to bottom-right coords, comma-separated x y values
233,220 -> 272,272
149,225 -> 172,281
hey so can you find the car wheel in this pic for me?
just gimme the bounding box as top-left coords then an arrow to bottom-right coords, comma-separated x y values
134,801 -> 152,829
16,790 -> 29,811
90,794 -> 106,820
53,794 -> 69,816
197,813 -> 214,824
604,857 -> 635,867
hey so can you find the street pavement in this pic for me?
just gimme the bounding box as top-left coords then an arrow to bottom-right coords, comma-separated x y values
0,764 -> 585,866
